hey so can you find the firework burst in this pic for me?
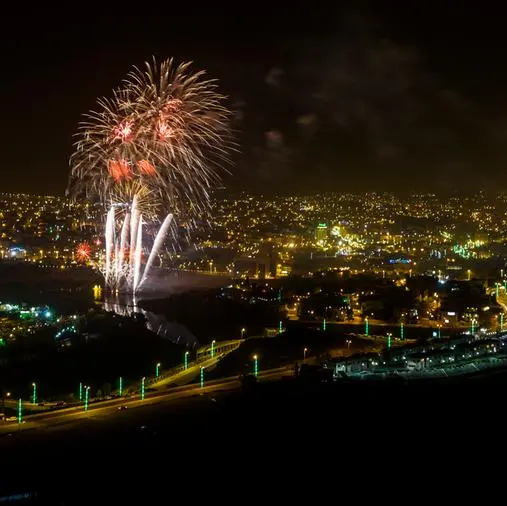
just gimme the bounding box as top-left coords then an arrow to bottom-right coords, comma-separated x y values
75,242 -> 92,263
68,57 -> 234,292
69,57 -> 234,219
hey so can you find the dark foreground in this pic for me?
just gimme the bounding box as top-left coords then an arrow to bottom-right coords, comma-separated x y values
1,371 -> 505,502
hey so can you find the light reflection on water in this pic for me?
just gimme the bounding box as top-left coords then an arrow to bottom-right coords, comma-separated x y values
102,294 -> 199,348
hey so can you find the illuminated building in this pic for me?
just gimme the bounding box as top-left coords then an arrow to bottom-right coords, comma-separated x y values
315,223 -> 328,244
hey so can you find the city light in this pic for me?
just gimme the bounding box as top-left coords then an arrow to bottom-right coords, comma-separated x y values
400,322 -> 404,340
200,367 -> 205,388
32,382 -> 36,405
303,347 -> 308,360
17,398 -> 22,425
322,319 -> 327,332
79,382 -> 83,402
387,333 -> 392,349
365,316 -> 369,336
156,362 -> 161,378
253,354 -> 259,377
211,340 -> 216,358
184,351 -> 189,370
141,377 -> 146,400
119,377 -> 123,397
84,386 -> 90,411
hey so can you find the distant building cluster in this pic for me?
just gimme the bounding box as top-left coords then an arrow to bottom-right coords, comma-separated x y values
0,193 -> 98,269
186,191 -> 507,281
2,190 -> 507,286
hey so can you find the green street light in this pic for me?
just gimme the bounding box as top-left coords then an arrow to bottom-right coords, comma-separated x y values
253,354 -> 259,377
155,362 -> 161,378
84,386 -> 90,411
119,377 -> 123,397
211,340 -> 216,358
79,382 -> 83,402
141,377 -> 146,400
387,333 -> 392,349
471,319 -> 476,335
365,316 -> 369,336
32,382 -> 37,405
279,320 -> 283,333
200,367 -> 205,388
184,351 -> 189,370
322,319 -> 327,332
17,398 -> 22,425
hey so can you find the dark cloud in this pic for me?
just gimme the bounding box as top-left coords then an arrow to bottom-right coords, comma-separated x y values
233,15 -> 502,193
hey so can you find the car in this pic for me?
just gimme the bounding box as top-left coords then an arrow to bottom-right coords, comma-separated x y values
117,405 -> 128,411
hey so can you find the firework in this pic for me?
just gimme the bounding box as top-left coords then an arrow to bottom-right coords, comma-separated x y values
68,57 -> 234,292
75,242 -> 92,263
68,57 -> 233,219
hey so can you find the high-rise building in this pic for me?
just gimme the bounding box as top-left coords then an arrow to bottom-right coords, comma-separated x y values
315,223 -> 328,244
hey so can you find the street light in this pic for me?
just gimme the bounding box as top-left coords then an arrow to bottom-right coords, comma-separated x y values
155,362 -> 161,378
303,347 -> 308,360
79,382 -> 83,402
387,333 -> 392,349
253,355 -> 259,377
241,328 -> 246,338
84,386 -> 90,411
211,340 -> 216,358
346,339 -> 352,349
32,382 -> 37,405
200,367 -> 205,388
365,316 -> 369,336
184,351 -> 189,370
141,377 -> 146,400
119,377 -> 123,397
17,398 -> 22,425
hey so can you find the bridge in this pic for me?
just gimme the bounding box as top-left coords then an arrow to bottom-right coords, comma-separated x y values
196,339 -> 243,360
142,339 -> 243,390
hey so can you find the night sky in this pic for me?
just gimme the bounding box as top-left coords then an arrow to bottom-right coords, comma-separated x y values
2,4 -> 507,195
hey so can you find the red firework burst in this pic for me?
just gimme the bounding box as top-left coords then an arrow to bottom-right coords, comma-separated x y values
76,242 -> 92,262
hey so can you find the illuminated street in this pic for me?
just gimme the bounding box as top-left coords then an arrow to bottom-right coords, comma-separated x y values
0,366 -> 292,435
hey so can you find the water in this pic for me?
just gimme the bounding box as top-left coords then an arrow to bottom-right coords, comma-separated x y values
102,293 -> 199,348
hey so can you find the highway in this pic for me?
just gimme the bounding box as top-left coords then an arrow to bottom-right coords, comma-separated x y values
0,366 -> 293,435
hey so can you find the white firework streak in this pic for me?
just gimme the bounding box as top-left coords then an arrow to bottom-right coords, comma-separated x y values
105,206 -> 115,284
137,213 -> 173,291
129,195 -> 138,264
102,196 -> 174,293
119,211 -> 130,263
133,214 -> 143,292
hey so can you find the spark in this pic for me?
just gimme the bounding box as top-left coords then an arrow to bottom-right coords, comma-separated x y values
68,57 -> 234,293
